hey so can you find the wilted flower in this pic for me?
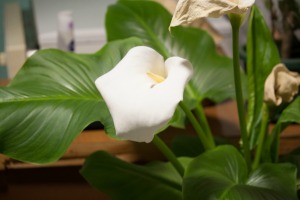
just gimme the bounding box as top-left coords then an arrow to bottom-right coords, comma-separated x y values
95,46 -> 193,143
170,0 -> 255,28
264,63 -> 300,106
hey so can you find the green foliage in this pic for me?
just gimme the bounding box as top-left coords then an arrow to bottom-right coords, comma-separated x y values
106,0 -> 240,105
171,135 -> 204,157
281,146 -> 300,178
267,96 -> 300,162
171,135 -> 230,157
246,6 -> 281,148
183,145 -> 297,200
277,96 -> 300,125
0,0 -> 298,199
0,38 -> 143,163
81,151 -> 191,200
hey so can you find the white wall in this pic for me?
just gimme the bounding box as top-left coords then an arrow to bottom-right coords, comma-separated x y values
33,0 -> 116,53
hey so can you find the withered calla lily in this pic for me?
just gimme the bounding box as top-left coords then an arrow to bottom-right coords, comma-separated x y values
170,0 -> 255,28
95,46 -> 193,143
264,63 -> 300,106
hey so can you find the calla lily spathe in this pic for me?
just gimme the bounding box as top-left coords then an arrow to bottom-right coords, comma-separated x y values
95,46 -> 193,143
170,0 -> 255,28
264,63 -> 300,106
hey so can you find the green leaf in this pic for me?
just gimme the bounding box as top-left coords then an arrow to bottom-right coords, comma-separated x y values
0,37 -> 143,163
267,96 -> 300,162
245,163 -> 297,200
246,6 -> 281,148
80,151 -> 189,200
106,0 -> 170,59
183,145 -> 297,200
172,135 -> 204,157
168,105 -> 186,129
173,27 -> 240,103
281,146 -> 300,178
106,0 -> 238,104
276,96 -> 300,125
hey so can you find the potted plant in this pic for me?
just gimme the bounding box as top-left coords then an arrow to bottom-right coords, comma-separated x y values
0,0 -> 300,199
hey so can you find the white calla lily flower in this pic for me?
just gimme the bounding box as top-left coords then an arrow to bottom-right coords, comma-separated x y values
170,0 -> 255,28
264,63 -> 300,106
95,46 -> 193,143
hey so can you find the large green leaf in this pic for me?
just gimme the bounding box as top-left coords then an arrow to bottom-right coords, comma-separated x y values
0,37 -> 143,163
183,145 -> 297,200
81,151 -> 190,200
246,6 -> 281,147
106,0 -> 238,104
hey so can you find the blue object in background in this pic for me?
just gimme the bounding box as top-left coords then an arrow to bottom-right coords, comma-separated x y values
0,66 -> 7,79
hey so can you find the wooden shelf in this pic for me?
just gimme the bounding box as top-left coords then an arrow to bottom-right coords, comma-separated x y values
0,80 -> 10,86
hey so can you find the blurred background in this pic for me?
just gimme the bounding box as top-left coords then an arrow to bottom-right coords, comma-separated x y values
0,0 -> 115,80
0,0 -> 299,80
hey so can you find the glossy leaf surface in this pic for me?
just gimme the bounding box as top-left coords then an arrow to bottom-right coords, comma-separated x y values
268,96 -> 300,162
277,96 -> 300,125
81,151 -> 191,200
246,6 -> 281,147
106,0 -> 239,104
183,145 -> 297,200
0,38 -> 143,163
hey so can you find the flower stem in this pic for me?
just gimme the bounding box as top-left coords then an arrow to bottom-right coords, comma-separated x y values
152,135 -> 184,177
252,103 -> 269,170
186,84 -> 215,148
179,101 -> 214,150
194,104 -> 215,147
229,14 -> 251,168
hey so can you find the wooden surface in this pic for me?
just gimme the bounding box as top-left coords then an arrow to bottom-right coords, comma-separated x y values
0,79 -> 9,86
